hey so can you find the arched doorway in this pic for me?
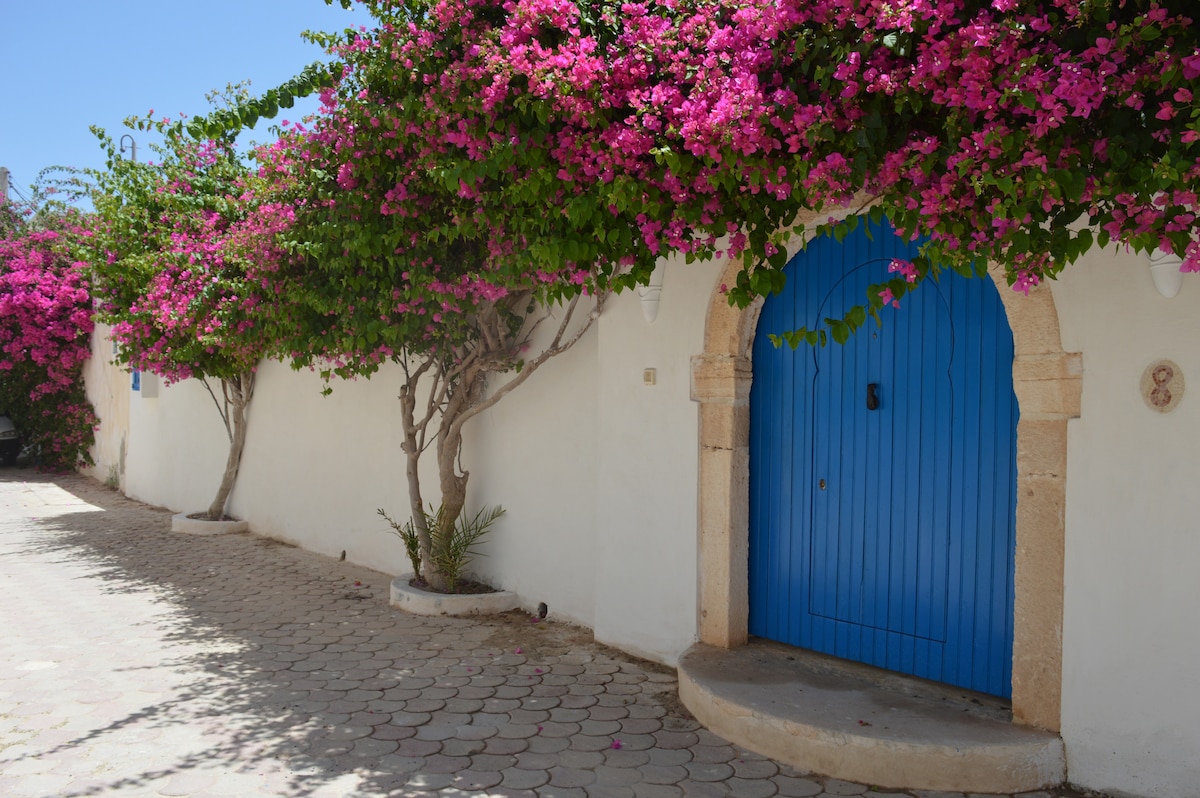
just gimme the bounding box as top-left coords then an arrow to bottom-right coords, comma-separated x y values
748,220 -> 1017,697
690,218 -> 1080,729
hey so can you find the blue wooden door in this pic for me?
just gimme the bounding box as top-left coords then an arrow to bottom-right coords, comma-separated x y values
748,220 -> 1018,698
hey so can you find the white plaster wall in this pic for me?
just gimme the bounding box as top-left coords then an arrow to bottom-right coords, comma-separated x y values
458,307 -> 600,629
124,373 -> 244,514
115,261 -> 720,665
593,256 -> 722,664
1053,248 -> 1200,798
230,362 -> 412,569
80,324 -> 130,489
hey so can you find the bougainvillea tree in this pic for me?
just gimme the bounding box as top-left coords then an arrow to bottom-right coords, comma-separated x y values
250,32 -> 611,589
283,0 -> 1199,346
0,202 -> 97,470
83,110 -> 285,520
231,0 -> 1198,582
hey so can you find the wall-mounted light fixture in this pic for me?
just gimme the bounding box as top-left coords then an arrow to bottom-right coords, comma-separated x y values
1148,248 -> 1185,298
637,264 -> 665,323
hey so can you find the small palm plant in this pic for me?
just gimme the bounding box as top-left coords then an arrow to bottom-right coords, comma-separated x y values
379,504 -> 504,593
378,507 -> 423,581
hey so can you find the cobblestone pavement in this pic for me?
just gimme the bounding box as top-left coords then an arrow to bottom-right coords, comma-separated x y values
0,472 -> 1099,798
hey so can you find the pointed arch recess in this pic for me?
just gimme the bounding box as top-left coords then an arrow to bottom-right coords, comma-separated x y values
690,249 -> 1080,732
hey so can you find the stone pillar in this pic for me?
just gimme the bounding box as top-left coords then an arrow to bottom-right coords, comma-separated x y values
996,275 -> 1082,733
691,353 -> 752,649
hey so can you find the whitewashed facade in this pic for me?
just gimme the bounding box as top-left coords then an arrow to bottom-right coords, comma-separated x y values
83,244 -> 1200,798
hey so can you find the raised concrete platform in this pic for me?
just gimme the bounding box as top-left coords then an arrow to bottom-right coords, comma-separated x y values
678,640 -> 1065,794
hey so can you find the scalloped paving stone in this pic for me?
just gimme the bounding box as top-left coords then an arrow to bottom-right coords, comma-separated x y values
627,704 -> 668,719
677,779 -> 733,797
690,744 -> 738,763
441,737 -> 487,757
451,768 -> 504,790
727,777 -> 780,798
471,711 -> 513,728
604,748 -> 652,768
587,786 -> 638,798
639,764 -> 691,785
569,733 -> 619,752
508,708 -> 551,725
428,710 -> 474,725
732,758 -> 780,779
548,765 -> 598,788
535,720 -> 581,738
471,752 -> 518,771
347,710 -> 394,726
526,734 -> 572,754
388,710 -> 432,726
405,771 -> 456,791
773,775 -> 824,797
394,737 -> 444,757
349,736 -> 400,758
371,723 -> 418,741
496,722 -> 541,739
580,718 -> 623,736
500,767 -> 551,789
415,724 -> 462,741
0,475 -> 1054,798
484,736 -> 529,755
586,705 -> 630,722
646,747 -> 693,767
687,761 -> 736,782
421,753 -> 473,773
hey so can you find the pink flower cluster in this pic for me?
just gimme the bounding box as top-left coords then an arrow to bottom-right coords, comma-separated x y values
90,132 -> 283,386
0,204 -> 98,468
285,0 -> 1200,329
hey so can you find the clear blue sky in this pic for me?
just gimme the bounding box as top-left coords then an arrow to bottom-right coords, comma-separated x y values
1,0 -> 372,204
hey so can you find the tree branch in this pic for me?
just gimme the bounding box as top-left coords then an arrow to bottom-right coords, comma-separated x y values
446,291 -> 605,444
201,377 -> 233,443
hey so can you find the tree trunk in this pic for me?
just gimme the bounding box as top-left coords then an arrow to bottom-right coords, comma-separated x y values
420,368 -> 482,591
398,376 -> 433,581
205,372 -> 253,520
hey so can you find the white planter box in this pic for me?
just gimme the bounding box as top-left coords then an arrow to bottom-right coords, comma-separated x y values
171,513 -> 248,535
389,573 -> 519,616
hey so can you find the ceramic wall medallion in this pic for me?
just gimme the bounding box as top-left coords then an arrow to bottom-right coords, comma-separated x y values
1141,359 -> 1184,413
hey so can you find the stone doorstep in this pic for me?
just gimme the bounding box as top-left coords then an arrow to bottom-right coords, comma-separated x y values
677,641 -> 1066,794
389,573 -> 520,616
171,513 -> 249,535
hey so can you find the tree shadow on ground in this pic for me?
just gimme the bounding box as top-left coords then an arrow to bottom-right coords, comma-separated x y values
3,471 -> 683,798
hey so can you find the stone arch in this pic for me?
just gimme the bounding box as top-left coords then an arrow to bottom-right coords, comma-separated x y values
690,252 -> 1080,732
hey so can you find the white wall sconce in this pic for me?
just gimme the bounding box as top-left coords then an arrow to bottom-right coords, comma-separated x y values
637,263 -> 666,323
1148,248 -> 1186,298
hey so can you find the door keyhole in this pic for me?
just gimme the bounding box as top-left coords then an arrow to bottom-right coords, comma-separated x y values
819,478 -> 827,490
866,383 -> 880,411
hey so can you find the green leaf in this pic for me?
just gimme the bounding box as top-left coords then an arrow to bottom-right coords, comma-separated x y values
1075,228 -> 1094,259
